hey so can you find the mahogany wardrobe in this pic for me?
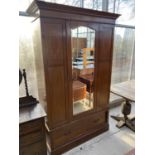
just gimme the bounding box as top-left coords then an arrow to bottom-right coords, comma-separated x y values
27,0 -> 119,154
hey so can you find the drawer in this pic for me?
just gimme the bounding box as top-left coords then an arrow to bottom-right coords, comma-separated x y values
20,119 -> 43,136
20,130 -> 43,147
51,111 -> 106,148
20,140 -> 46,155
85,111 -> 106,130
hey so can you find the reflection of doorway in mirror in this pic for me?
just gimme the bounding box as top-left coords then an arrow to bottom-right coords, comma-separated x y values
71,26 -> 95,115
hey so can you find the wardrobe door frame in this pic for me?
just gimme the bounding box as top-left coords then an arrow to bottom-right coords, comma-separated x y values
66,20 -> 100,120
95,24 -> 115,111
40,17 -> 70,128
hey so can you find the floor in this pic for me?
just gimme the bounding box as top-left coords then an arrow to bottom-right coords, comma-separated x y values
73,93 -> 124,115
63,102 -> 135,155
73,92 -> 93,115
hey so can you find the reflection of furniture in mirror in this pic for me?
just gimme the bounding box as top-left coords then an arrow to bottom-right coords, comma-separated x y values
73,81 -> 87,115
71,26 -> 95,113
79,74 -> 94,107
73,66 -> 94,80
27,0 -> 119,154
71,26 -> 96,115
73,80 -> 86,103
81,48 -> 94,68
72,38 -> 86,60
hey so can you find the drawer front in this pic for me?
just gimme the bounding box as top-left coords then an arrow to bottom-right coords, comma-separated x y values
20,119 -> 42,136
20,140 -> 46,155
20,130 -> 44,147
51,111 -> 106,148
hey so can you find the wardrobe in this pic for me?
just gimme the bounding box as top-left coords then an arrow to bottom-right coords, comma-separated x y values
27,0 -> 119,154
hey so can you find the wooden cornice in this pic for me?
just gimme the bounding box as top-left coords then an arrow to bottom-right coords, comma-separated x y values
26,0 -> 120,20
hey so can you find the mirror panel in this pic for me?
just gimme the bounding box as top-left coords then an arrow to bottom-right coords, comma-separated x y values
71,26 -> 95,115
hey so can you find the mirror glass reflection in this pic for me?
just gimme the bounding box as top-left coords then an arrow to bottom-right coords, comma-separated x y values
71,26 -> 95,115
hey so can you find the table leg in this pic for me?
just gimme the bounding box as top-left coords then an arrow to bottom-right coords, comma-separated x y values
88,84 -> 92,107
111,99 -> 135,132
89,92 -> 91,107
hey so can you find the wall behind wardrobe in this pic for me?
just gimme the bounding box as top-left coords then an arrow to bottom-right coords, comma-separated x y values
19,16 -> 38,98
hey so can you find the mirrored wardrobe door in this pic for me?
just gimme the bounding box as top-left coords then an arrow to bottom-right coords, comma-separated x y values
71,26 -> 95,115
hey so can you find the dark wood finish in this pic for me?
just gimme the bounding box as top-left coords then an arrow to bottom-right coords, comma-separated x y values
27,0 -> 120,154
96,61 -> 113,110
41,18 -> 69,129
19,104 -> 47,155
51,123 -> 109,155
51,111 -> 106,148
27,0 -> 119,24
50,111 -> 108,155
